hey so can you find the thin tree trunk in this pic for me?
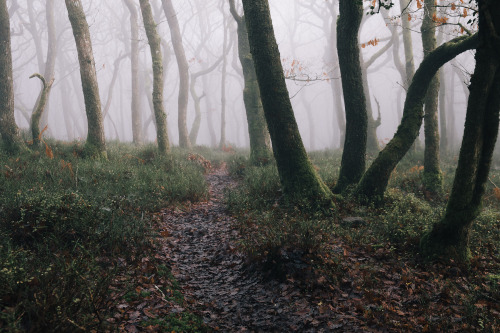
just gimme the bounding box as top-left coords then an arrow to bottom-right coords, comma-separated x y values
139,0 -> 169,154
162,0 -> 191,149
0,0 -> 24,154
241,0 -> 333,208
421,0 -> 442,192
39,0 -> 57,130
123,0 -> 143,144
65,0 -> 106,158
333,0 -> 367,193
219,11 -> 229,149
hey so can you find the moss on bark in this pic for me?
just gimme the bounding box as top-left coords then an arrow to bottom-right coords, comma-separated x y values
241,0 -> 333,209
229,0 -> 272,165
139,0 -> 170,155
355,33 -> 478,204
65,0 -> 106,158
421,0 -> 500,262
0,0 -> 25,154
334,0 -> 367,193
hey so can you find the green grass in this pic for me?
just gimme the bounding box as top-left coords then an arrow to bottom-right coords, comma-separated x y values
0,142 -> 209,331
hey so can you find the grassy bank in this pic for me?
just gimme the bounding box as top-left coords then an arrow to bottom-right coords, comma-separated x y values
0,142 -> 209,331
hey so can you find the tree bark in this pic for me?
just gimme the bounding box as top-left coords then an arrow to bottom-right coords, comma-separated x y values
229,0 -> 272,164
421,0 -> 500,262
39,0 -> 57,130
139,0 -> 170,154
241,0 -> 333,208
0,0 -> 25,154
162,0 -> 191,149
219,10 -> 229,149
421,0 -> 442,192
123,0 -> 143,145
355,33 -> 478,203
65,0 -> 106,158
333,0 -> 367,193
29,73 -> 54,145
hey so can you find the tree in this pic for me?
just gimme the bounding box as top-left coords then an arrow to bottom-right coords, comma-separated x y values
333,0 -> 367,194
354,33 -> 478,203
122,0 -> 143,145
162,0 -> 191,149
421,0 -> 500,262
65,0 -> 106,158
421,0 -> 442,193
0,0 -> 25,154
29,73 -> 54,145
139,0 -> 170,155
241,0 -> 333,208
229,0 -> 272,164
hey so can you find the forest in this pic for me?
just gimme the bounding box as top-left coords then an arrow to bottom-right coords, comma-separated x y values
0,0 -> 499,331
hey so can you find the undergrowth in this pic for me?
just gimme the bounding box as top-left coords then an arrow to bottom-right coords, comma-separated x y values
225,150 -> 499,330
0,142 -> 209,331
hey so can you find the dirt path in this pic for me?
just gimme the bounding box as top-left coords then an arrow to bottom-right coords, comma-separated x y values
160,167 -> 350,332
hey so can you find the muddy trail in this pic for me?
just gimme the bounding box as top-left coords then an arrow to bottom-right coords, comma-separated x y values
159,167 -> 353,332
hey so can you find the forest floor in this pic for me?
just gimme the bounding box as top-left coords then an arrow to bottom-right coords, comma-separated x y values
105,164 -> 499,332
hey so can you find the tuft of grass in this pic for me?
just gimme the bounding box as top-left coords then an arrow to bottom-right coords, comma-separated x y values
0,142 -> 208,331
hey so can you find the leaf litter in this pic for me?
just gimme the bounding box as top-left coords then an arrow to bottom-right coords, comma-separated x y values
103,165 -> 499,332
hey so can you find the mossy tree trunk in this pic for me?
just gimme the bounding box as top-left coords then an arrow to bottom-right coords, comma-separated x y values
0,0 -> 25,154
162,0 -> 191,149
241,0 -> 333,208
65,0 -> 106,158
139,0 -> 170,155
421,0 -> 500,262
421,0 -> 442,193
333,0 -> 367,194
229,0 -> 272,165
30,74 -> 54,146
123,0 -> 143,145
355,33 -> 478,203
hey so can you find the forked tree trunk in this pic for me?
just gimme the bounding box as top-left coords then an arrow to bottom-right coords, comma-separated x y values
333,0 -> 367,193
0,0 -> 25,154
241,0 -> 333,208
139,0 -> 170,154
421,0 -> 500,262
354,33 -> 478,203
30,74 -> 54,145
162,0 -> 191,149
229,0 -> 272,164
65,0 -> 106,158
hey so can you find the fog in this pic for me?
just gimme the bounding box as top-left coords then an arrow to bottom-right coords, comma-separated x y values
9,0 -> 475,151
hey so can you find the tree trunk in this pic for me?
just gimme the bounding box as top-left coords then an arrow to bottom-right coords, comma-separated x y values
29,74 -> 54,145
65,0 -> 106,158
421,0 -> 442,193
241,0 -> 333,208
333,0 -> 367,193
0,0 -> 25,154
355,33 -> 478,203
139,0 -> 170,154
229,0 -> 272,164
219,11 -> 229,149
162,0 -> 191,149
39,0 -> 57,131
421,0 -> 500,262
123,0 -> 143,145
400,0 -> 415,87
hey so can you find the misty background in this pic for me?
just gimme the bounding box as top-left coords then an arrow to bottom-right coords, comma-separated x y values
9,0 -> 475,152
